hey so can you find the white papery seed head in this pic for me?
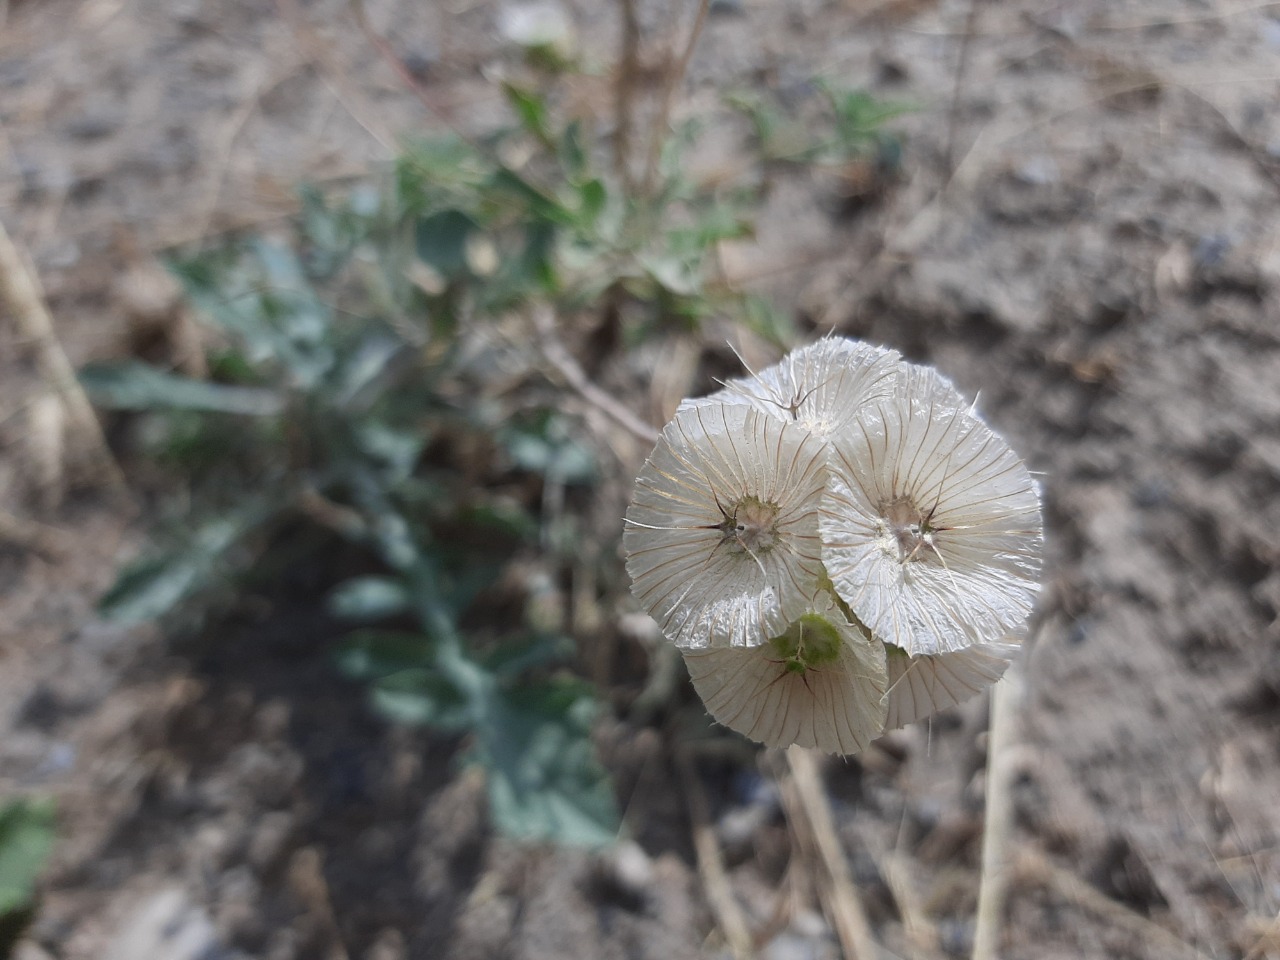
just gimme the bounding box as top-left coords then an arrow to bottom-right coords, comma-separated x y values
883,636 -> 1022,730
679,337 -> 901,440
683,592 -> 888,754
820,362 -> 1042,656
624,404 -> 828,650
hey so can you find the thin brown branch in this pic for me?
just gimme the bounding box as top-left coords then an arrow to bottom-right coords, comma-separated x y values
0,508 -> 73,559
675,746 -> 754,960
531,305 -> 660,446
879,851 -> 940,955
782,747 -> 879,960
0,217 -> 130,501
642,0 -> 712,194
349,0 -> 458,128
943,0 -> 982,180
614,0 -> 642,191
274,0 -> 397,151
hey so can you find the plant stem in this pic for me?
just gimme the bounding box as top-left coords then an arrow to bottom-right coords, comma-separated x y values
615,0 -> 641,192
642,0 -> 712,196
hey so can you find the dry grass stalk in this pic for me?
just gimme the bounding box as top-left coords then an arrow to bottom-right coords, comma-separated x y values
642,0 -> 712,194
27,390 -> 66,511
0,216 -> 129,500
287,847 -> 352,960
782,746 -> 879,960
275,0 -> 396,151
674,746 -> 755,960
531,306 -> 660,445
614,0 -> 642,191
0,508 -> 73,558
879,850 -> 940,954
971,663 -> 1022,960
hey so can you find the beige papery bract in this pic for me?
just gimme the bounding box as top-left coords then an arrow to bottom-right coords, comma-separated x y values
883,638 -> 1021,730
820,364 -> 1043,656
683,593 -> 888,754
624,404 -> 828,650
679,337 -> 901,439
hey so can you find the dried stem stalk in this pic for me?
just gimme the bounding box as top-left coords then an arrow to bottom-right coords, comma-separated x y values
531,306 -> 660,446
675,746 -> 754,960
971,663 -> 1021,960
642,0 -> 711,194
0,217 -> 129,500
614,0 -> 642,192
783,747 -> 879,960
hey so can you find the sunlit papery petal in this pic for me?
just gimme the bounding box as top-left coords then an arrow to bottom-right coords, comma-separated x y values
883,638 -> 1021,730
624,404 -> 828,650
679,337 -> 900,440
683,597 -> 888,754
821,363 -> 1043,656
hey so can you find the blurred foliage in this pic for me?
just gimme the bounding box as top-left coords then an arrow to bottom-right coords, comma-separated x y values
0,798 -> 55,959
84,66 -> 906,845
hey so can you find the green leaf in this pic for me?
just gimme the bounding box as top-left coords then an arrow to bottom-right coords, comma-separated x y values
559,120 -> 587,180
489,168 -> 576,226
640,254 -> 700,297
485,633 -> 573,680
334,629 -> 435,681
370,668 -> 472,731
355,421 -> 425,483
501,82 -> 552,143
519,220 -> 558,291
741,294 -> 795,348
80,362 -> 284,415
99,512 -> 260,624
577,179 -> 606,226
0,798 -> 55,916
328,576 -> 411,621
476,680 -> 618,847
415,209 -> 476,279
499,412 -> 596,484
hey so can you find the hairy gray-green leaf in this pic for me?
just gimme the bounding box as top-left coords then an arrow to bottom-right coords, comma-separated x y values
477,681 -> 618,847
328,576 -> 411,622
0,798 -> 56,916
100,512 -> 261,624
80,362 -> 283,415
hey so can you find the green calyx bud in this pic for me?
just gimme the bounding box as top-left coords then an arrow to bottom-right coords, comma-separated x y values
768,613 -> 844,674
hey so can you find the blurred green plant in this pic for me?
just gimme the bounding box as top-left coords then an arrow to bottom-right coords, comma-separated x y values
83,66 -> 906,845
727,79 -> 910,194
0,798 -> 55,959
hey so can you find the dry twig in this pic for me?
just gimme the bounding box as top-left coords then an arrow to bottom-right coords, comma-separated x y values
879,850 -> 940,955
675,746 -> 755,960
531,306 -> 660,446
971,663 -> 1021,960
642,0 -> 712,194
0,508 -> 73,559
781,747 -> 879,960
0,217 -> 129,500
274,0 -> 397,151
614,0 -> 642,192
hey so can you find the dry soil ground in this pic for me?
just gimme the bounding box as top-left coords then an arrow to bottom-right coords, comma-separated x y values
2,0 -> 1280,958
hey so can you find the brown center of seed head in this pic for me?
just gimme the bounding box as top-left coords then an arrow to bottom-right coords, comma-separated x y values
879,494 -> 932,563
721,496 -> 781,554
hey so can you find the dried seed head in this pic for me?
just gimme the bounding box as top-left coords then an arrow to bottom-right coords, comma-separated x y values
683,593 -> 888,754
821,362 -> 1043,656
680,337 -> 901,440
883,636 -> 1022,730
624,404 -> 828,650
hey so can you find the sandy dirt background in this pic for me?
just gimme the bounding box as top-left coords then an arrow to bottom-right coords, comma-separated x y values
2,0 -> 1280,958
